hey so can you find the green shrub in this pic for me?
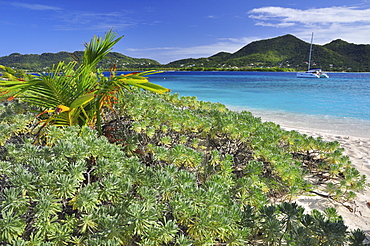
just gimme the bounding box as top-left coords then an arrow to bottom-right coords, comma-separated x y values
0,88 -> 368,245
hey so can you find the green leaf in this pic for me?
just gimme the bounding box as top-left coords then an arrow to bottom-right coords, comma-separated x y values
0,210 -> 26,243
70,93 -> 95,109
123,80 -> 170,94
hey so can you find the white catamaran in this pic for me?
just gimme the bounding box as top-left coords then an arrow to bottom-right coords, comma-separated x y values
297,33 -> 329,78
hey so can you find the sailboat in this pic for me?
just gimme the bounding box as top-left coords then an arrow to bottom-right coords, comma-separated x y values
297,33 -> 329,78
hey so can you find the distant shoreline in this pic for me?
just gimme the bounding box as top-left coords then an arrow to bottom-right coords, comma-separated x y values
228,105 -> 370,139
18,67 -> 363,73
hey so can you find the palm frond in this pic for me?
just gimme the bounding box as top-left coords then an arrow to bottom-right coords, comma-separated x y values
83,29 -> 123,70
117,71 -> 170,94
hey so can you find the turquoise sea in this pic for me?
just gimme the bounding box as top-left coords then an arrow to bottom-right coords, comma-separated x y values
123,71 -> 370,138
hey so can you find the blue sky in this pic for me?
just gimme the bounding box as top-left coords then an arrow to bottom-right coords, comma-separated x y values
2,0 -> 370,64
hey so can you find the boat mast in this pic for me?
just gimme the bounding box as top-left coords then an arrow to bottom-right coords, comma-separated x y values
307,32 -> 314,71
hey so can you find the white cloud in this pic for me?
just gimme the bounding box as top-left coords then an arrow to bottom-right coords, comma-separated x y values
2,2 -> 134,31
6,2 -> 61,11
254,21 -> 295,28
125,37 -> 261,64
53,11 -> 136,31
249,6 -> 370,25
248,6 -> 370,45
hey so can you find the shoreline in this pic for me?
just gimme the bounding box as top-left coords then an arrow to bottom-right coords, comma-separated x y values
234,107 -> 370,236
228,105 -> 370,139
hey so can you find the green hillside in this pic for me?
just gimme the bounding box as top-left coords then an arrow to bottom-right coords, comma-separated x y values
166,34 -> 370,72
2,34 -> 370,71
0,51 -> 160,71
324,39 -> 370,71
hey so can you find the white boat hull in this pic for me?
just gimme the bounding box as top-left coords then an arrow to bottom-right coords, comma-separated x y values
319,73 -> 329,78
297,72 -> 320,78
297,69 -> 329,78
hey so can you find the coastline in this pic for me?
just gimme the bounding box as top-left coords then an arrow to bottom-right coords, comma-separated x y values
228,105 -> 370,139
230,106 -> 370,236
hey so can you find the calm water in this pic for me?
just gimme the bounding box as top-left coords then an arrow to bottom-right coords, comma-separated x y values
122,71 -> 370,137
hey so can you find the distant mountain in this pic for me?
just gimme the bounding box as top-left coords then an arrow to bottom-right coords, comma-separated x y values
323,39 -> 370,70
3,35 -> 370,71
0,51 -> 161,71
165,34 -> 370,71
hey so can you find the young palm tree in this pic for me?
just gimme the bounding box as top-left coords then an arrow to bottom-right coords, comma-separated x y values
0,30 -> 169,135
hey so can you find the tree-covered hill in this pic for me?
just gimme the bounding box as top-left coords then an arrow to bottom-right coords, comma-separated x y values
3,34 -> 370,72
324,39 -> 370,71
165,34 -> 370,72
0,51 -> 160,71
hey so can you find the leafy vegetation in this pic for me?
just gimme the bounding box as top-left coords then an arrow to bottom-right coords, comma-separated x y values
0,51 -> 160,71
0,91 -> 369,245
0,31 -> 369,245
165,34 -> 370,72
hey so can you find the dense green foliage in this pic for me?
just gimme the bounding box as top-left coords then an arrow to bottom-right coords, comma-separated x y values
165,34 -> 370,72
323,39 -> 370,71
0,90 -> 369,245
0,51 -> 160,71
